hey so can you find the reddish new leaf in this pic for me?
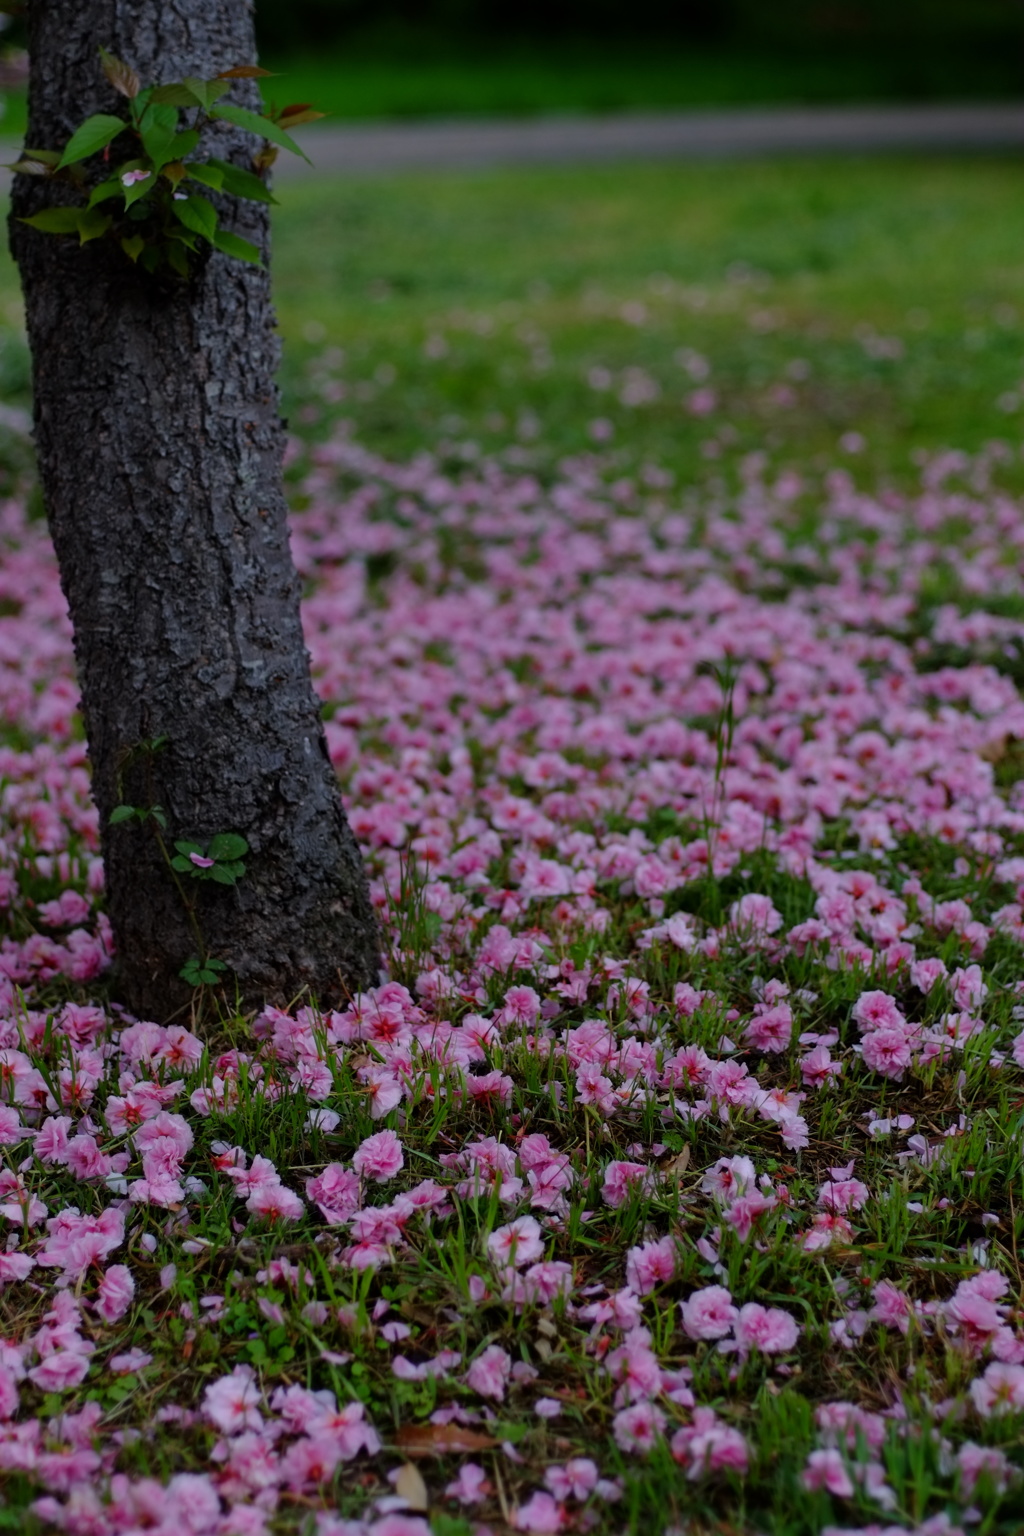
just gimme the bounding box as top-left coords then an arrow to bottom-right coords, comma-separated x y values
276,107 -> 326,129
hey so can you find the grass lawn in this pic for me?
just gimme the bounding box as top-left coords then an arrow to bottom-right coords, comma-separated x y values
267,156 -> 1024,489
4,156 -> 1023,490
1,156 -> 1024,1534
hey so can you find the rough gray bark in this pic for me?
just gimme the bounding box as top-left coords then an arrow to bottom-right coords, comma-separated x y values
10,0 -> 380,1021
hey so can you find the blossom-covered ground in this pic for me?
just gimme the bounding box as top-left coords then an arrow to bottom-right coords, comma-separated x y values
3,412 -> 1024,1536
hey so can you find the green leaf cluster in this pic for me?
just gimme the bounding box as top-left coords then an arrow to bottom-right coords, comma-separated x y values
13,49 -> 316,277
179,954 -> 228,987
19,204 -> 113,246
109,802 -> 168,830
170,832 -> 249,886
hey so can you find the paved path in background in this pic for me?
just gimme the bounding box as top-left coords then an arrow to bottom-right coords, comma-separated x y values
0,103 -> 1020,194
270,103 -> 1024,178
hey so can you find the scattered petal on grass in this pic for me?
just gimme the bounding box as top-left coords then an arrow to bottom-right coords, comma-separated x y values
2,376 -> 1024,1533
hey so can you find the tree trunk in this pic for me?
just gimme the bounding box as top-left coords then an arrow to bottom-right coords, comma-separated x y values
9,0 -> 380,1021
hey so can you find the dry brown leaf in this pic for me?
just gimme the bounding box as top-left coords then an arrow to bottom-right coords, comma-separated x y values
980,735 -> 1011,763
661,1144 -> 691,1178
8,158 -> 54,177
397,1302 -> 437,1328
100,48 -> 140,99
394,1462 -> 429,1511
396,1423 -> 499,1457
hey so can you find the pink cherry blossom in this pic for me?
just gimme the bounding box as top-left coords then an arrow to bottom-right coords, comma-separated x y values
601,1159 -> 654,1208
93,1265 -> 134,1323
681,1285 -> 738,1341
729,893 -> 783,936
611,1401 -> 666,1454
511,1491 -> 567,1533
545,1458 -> 599,1501
802,1447 -> 855,1497
671,1407 -> 749,1478
625,1235 -> 677,1294
852,991 -> 907,1030
109,1348 -> 152,1374
465,1343 -> 511,1400
246,1183 -> 305,1222
488,1215 -> 545,1268
306,1163 -> 360,1222
701,1155 -> 757,1202
869,1281 -> 911,1334
818,1178 -> 870,1214
801,1043 -> 842,1088
731,1302 -> 800,1356
605,1328 -> 663,1404
352,1129 -> 405,1181
956,1441 -> 1012,1496
27,1349 -> 91,1392
723,1189 -> 777,1241
445,1461 -> 491,1505
204,1366 -> 263,1434
369,1518 -> 431,1536
860,1028 -> 913,1079
37,1207 -> 124,1280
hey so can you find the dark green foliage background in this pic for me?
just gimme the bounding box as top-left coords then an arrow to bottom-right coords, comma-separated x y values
254,0 -> 1021,51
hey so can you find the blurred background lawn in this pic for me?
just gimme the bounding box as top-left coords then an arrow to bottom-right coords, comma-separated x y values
269,157 -> 1024,491
0,1 -> 1019,498
3,156 -> 1018,498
